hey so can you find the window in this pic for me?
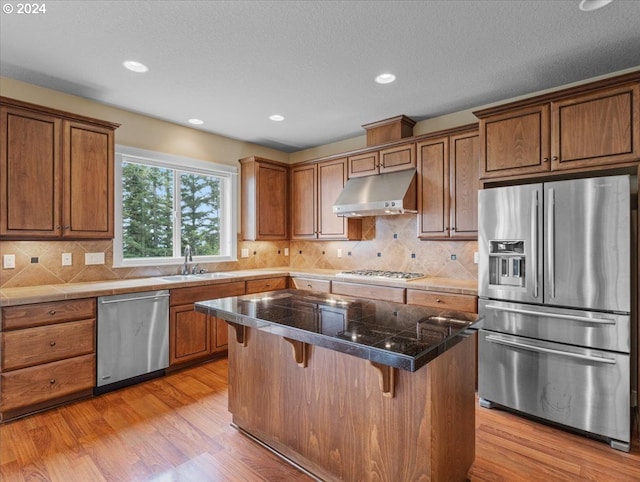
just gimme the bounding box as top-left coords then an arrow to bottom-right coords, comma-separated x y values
114,145 -> 237,267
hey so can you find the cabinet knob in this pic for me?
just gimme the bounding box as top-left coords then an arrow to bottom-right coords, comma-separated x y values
64,225 -> 70,229
50,341 -> 56,347
48,310 -> 57,316
543,157 -> 549,162
49,379 -> 56,385
436,298 -> 442,303
307,284 -> 312,288
551,156 -> 558,161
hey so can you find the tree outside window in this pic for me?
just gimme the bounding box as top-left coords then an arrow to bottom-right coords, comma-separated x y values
114,146 -> 237,267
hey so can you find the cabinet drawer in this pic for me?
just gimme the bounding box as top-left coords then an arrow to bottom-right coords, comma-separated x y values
1,298 -> 96,331
1,318 -> 95,372
171,281 -> 245,305
331,281 -> 405,303
290,277 -> 331,293
406,289 -> 477,313
246,277 -> 288,294
0,354 -> 95,412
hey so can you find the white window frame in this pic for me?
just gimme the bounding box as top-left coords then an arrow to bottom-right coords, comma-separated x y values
113,145 -> 238,268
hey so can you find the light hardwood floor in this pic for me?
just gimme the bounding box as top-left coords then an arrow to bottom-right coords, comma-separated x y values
1,358 -> 639,481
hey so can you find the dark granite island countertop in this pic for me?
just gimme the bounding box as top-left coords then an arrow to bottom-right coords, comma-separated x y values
195,288 -> 480,372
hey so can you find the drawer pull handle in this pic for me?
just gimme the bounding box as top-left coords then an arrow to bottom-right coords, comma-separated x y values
50,341 -> 56,347
307,284 -> 312,288
48,310 -> 57,315
49,379 -> 56,385
436,298 -> 442,303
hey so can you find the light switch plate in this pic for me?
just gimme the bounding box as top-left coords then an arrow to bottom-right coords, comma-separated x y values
337,249 -> 343,258
241,248 -> 249,258
3,254 -> 15,269
474,251 -> 479,264
62,253 -> 72,266
85,252 -> 105,265
284,247 -> 289,256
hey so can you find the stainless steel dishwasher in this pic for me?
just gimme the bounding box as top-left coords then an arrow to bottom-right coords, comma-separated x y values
96,290 -> 170,394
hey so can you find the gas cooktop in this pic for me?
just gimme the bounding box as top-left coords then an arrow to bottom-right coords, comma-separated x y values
336,270 -> 427,281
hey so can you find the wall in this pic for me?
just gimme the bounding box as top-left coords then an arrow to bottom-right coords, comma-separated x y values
290,217 -> 477,280
0,77 -> 292,288
3,68 -> 636,288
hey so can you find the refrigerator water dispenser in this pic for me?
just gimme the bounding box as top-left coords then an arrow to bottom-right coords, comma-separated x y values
488,241 -> 525,287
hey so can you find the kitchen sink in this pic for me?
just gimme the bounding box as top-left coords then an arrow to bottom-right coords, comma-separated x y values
159,275 -> 199,282
193,272 -> 235,279
159,272 -> 235,282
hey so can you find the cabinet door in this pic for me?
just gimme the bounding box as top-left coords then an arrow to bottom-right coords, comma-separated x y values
480,104 -> 550,179
1,106 -> 62,238
169,305 -> 210,365
318,158 -> 362,239
63,121 -> 114,238
379,143 -> 416,173
450,131 -> 479,239
551,83 -> 640,170
290,164 -> 317,239
211,316 -> 228,352
256,162 -> 288,239
348,152 -> 379,178
417,137 -> 449,238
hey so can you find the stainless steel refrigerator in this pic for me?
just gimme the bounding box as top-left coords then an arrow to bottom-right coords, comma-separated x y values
478,175 -> 636,452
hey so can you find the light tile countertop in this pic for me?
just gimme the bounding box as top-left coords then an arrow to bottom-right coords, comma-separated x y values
0,267 -> 477,307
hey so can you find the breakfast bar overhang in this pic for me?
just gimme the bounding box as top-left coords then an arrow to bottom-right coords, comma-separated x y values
196,289 -> 481,481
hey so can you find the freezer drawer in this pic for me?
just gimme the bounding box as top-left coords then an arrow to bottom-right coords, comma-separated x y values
479,299 -> 630,353
478,330 -> 630,448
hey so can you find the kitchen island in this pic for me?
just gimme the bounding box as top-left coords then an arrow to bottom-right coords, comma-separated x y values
196,289 -> 480,481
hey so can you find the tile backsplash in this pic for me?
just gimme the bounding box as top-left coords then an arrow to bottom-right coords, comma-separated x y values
290,216 -> 478,279
0,216 -> 477,288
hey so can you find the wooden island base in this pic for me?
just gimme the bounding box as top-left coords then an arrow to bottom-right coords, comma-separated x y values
228,327 -> 477,482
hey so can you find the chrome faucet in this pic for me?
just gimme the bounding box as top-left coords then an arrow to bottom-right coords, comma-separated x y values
181,244 -> 192,275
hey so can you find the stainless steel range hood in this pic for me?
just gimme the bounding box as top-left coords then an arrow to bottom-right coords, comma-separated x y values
333,168 -> 417,217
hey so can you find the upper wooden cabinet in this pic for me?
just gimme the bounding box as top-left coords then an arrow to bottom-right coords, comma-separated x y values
0,98 -> 118,239
417,127 -> 479,239
291,158 -> 362,240
240,156 -> 289,241
347,142 -> 416,178
476,75 -> 640,179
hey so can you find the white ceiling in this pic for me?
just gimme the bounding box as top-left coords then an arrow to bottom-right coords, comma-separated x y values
1,1 -> 640,153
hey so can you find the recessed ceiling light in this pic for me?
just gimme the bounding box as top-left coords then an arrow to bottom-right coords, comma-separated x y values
269,114 -> 285,122
579,0 -> 613,11
375,73 -> 396,84
188,118 -> 204,125
122,60 -> 148,73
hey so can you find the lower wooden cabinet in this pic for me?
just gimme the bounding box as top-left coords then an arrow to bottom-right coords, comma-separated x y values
289,276 -> 331,293
0,298 -> 97,421
246,276 -> 288,294
0,354 -> 95,413
169,281 -> 246,367
406,289 -> 477,313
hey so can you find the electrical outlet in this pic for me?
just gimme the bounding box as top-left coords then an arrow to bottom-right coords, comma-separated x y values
241,248 -> 249,258
474,251 -> 479,264
284,247 -> 289,256
85,252 -> 105,265
3,254 -> 15,269
337,249 -> 342,258
62,253 -> 72,266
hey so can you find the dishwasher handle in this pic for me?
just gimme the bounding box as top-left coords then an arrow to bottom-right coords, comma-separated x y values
100,293 -> 170,305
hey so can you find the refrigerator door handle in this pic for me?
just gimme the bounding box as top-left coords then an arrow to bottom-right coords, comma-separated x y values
484,304 -> 617,325
548,188 -> 555,298
531,190 -> 539,298
485,334 -> 616,364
